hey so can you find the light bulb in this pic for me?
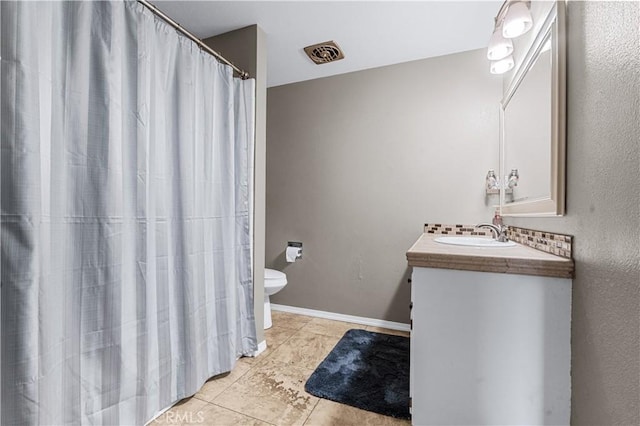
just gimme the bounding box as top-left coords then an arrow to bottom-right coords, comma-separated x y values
502,2 -> 533,38
490,55 -> 515,74
487,27 -> 514,61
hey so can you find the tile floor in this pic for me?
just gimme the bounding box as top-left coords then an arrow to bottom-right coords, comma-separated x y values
152,311 -> 411,426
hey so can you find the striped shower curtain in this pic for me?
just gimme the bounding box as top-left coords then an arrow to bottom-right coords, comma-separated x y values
0,1 -> 256,424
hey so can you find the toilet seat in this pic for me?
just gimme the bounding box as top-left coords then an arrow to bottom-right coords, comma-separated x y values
265,268 -> 287,289
265,268 -> 286,281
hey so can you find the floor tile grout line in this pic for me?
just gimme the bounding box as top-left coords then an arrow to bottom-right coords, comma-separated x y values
266,325 -> 302,349
301,397 -> 322,426
192,361 -> 256,404
210,402 -> 278,425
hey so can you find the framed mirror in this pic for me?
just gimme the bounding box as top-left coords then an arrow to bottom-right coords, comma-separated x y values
500,1 -> 566,216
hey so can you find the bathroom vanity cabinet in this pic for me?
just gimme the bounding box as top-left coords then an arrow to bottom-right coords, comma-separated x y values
406,233 -> 574,426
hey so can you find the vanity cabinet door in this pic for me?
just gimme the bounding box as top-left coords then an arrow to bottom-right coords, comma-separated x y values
409,266 -> 571,426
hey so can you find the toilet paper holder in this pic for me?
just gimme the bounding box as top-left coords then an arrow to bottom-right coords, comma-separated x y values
287,241 -> 303,261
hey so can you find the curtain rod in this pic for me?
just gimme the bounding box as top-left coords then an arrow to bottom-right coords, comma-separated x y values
137,0 -> 250,80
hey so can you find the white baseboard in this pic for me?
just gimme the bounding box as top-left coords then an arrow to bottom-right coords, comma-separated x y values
271,304 -> 410,332
249,340 -> 267,357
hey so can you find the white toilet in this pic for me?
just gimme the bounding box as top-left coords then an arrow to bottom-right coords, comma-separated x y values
263,268 -> 288,329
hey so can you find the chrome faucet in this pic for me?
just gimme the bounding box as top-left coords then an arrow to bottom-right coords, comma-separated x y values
476,223 -> 509,242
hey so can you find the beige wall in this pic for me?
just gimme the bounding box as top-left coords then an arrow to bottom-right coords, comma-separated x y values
505,2 -> 640,424
205,25 -> 267,344
266,49 -> 501,323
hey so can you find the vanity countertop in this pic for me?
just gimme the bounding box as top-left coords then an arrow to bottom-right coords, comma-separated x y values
407,233 -> 574,279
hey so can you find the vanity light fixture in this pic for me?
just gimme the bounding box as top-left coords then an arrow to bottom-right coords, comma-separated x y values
502,1 -> 533,38
487,27 -> 513,60
488,0 -> 533,74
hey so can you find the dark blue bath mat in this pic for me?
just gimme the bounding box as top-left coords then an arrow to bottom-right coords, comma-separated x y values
304,329 -> 410,419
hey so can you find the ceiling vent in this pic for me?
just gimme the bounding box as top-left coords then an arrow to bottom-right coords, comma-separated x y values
303,41 -> 345,65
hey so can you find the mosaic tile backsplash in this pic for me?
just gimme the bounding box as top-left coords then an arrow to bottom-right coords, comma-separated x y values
424,223 -> 573,259
506,226 -> 573,259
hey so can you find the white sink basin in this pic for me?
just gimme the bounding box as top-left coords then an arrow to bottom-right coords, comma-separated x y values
434,236 -> 517,247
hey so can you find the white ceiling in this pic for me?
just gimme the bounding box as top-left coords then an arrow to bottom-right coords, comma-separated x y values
155,1 -> 501,87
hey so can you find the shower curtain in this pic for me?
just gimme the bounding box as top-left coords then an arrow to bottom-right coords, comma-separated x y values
0,1 -> 257,424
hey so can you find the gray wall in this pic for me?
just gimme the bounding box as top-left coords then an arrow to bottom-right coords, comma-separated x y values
266,49 -> 501,323
205,25 -> 267,344
506,2 -> 639,424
